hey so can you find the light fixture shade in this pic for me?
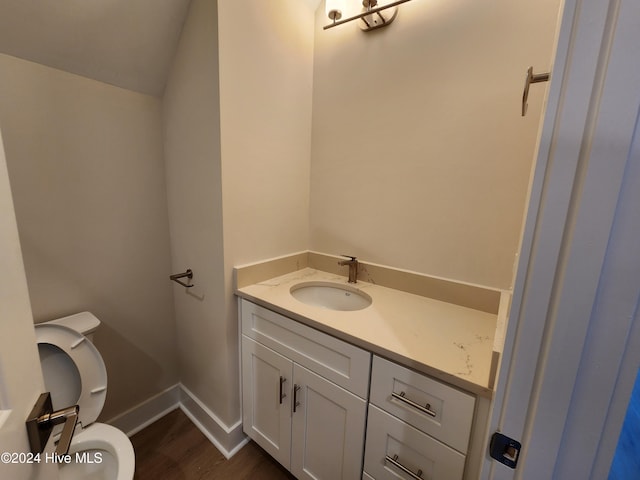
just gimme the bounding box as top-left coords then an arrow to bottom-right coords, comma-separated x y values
325,0 -> 346,21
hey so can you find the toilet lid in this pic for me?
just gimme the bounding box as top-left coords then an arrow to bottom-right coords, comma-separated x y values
35,323 -> 107,427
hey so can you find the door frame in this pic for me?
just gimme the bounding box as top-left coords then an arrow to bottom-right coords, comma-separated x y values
482,0 -> 640,478
0,129 -> 51,479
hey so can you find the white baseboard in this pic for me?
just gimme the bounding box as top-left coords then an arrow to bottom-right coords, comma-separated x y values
106,384 -> 181,437
179,384 -> 249,459
105,383 -> 247,459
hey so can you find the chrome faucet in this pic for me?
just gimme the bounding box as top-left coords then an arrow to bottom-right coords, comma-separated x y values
338,255 -> 358,283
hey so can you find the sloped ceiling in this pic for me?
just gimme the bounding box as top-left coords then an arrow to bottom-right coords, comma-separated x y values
0,0 -> 322,97
0,0 -> 192,96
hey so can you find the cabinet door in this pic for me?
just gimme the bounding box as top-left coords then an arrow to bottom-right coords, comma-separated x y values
242,336 -> 292,470
291,364 -> 367,480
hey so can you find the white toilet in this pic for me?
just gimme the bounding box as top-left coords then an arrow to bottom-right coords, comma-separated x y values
35,312 -> 135,480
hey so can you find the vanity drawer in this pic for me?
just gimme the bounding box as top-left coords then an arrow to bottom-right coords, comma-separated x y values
240,300 -> 371,398
370,356 -> 475,453
364,405 -> 466,480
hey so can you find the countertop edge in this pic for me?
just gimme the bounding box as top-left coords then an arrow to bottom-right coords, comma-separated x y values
236,289 -> 495,399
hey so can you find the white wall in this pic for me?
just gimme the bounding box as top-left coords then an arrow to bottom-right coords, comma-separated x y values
0,0 -> 315,433
0,53 -> 178,420
162,0 -> 234,424
215,0 -> 315,425
309,0 -> 561,289
163,0 -> 314,430
218,0 -> 314,266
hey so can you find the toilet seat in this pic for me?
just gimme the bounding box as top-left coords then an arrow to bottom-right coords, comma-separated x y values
35,323 -> 107,427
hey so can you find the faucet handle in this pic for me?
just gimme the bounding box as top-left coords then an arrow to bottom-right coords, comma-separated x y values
340,254 -> 357,262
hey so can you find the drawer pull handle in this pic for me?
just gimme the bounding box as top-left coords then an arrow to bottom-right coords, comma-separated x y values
293,384 -> 301,413
279,376 -> 287,404
392,391 -> 437,418
385,454 -> 423,480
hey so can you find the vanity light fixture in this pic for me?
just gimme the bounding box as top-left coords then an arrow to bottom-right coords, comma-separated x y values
324,0 -> 413,32
325,0 -> 345,22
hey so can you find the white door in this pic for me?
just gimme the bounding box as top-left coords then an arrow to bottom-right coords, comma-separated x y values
291,364 -> 366,480
241,336 -> 292,469
0,129 -> 55,479
482,0 -> 640,478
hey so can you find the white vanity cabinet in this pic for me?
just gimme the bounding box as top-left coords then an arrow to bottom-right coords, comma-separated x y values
240,300 -> 370,480
363,356 -> 476,480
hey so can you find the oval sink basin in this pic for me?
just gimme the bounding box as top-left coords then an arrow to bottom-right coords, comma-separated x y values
290,281 -> 372,311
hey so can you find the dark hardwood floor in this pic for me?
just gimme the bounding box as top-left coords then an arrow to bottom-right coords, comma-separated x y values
131,409 -> 296,480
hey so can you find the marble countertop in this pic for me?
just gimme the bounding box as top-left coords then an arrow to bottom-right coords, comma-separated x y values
236,267 -> 498,398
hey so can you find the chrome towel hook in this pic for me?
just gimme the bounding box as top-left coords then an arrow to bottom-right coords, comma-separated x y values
522,66 -> 550,116
170,269 -> 194,288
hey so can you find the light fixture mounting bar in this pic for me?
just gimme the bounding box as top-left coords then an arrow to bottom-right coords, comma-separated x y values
323,0 -> 413,30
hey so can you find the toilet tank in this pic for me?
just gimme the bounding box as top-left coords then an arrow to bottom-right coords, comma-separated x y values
45,311 -> 101,342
